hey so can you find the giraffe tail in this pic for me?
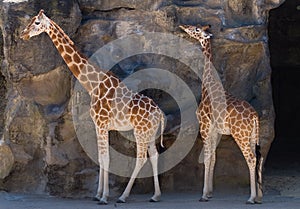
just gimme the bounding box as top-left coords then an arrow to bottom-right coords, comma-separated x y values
160,112 -> 165,148
254,114 -> 263,200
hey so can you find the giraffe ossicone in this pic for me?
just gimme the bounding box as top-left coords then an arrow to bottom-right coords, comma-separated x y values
21,9 -> 164,205
180,24 -> 263,204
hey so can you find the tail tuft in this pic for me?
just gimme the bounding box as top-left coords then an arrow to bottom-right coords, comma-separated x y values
255,144 -> 263,194
160,113 -> 165,148
254,114 -> 263,199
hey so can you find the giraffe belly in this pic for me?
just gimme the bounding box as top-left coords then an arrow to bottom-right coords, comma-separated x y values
214,123 -> 231,135
110,119 -> 133,131
220,128 -> 231,135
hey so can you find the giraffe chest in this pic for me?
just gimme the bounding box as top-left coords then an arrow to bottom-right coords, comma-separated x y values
197,103 -> 231,135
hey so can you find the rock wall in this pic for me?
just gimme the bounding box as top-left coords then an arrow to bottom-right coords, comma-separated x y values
0,0 -> 283,197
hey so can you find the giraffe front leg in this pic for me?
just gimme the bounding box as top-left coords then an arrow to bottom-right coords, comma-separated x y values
148,141 -> 161,202
200,141 -> 212,202
95,128 -> 110,205
207,133 -> 221,198
207,150 -> 216,198
98,153 -> 110,205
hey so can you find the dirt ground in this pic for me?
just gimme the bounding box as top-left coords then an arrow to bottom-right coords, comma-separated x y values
1,165 -> 300,209
0,191 -> 299,209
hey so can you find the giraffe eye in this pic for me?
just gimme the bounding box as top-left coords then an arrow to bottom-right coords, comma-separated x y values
35,21 -> 40,25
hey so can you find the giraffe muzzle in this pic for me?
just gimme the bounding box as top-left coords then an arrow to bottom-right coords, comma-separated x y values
20,30 -> 30,40
179,25 -> 188,31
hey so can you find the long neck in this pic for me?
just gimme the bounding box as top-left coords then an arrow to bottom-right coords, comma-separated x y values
200,39 -> 213,99
200,39 -> 224,101
46,20 -> 95,92
200,39 -> 227,124
201,39 -> 212,63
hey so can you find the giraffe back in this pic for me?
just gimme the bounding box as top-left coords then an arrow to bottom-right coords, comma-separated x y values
89,71 -> 162,135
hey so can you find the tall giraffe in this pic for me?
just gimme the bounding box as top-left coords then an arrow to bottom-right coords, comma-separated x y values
180,24 -> 263,204
20,10 -> 164,205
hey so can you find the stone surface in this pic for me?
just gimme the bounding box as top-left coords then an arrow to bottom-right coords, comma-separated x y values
0,0 -> 282,198
0,142 -> 14,179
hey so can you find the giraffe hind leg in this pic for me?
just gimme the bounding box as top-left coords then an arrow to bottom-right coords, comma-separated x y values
235,138 -> 257,204
93,167 -> 103,201
117,157 -> 147,203
117,136 -> 148,203
148,141 -> 161,202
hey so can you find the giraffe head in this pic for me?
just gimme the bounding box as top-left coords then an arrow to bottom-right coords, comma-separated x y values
179,24 -> 212,48
20,9 -> 50,40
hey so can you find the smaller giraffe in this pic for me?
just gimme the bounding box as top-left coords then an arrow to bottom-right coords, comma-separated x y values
180,24 -> 263,204
20,10 -> 164,204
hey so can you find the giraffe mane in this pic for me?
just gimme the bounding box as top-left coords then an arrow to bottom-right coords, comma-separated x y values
47,13 -> 119,80
49,19 -> 74,46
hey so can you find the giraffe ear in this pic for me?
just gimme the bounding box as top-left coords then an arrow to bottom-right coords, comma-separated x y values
196,24 -> 202,28
202,25 -> 211,31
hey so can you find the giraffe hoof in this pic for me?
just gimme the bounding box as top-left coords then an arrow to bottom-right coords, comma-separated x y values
92,196 -> 100,201
116,198 -> 126,203
246,200 -> 255,204
255,199 -> 262,204
149,198 -> 159,202
98,200 -> 108,205
255,197 -> 263,204
199,197 -> 209,202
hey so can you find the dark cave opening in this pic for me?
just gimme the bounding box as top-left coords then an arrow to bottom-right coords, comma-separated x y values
267,0 -> 300,171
